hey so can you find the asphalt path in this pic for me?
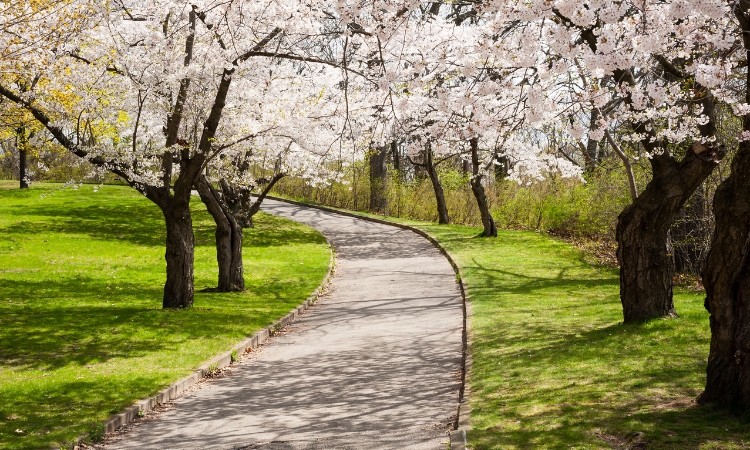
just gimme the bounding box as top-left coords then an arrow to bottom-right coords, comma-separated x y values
106,199 -> 463,449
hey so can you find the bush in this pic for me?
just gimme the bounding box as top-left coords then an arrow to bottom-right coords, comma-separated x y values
274,156 -> 641,240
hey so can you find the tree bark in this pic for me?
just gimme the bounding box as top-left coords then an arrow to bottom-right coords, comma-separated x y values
160,192 -> 195,308
562,12 -> 726,323
612,67 -> 722,322
616,142 -> 722,322
699,142 -> 750,409
369,145 -> 388,213
195,176 -> 244,292
698,5 -> 750,405
470,137 -> 496,237
424,143 -> 450,224
390,141 -> 401,173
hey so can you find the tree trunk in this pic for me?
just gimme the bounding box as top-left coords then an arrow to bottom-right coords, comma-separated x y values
699,142 -> 750,409
568,25 -> 726,323
470,138 -> 496,237
424,143 -> 450,224
161,196 -> 195,308
390,141 -> 401,173
195,176 -> 244,292
616,143 -> 722,323
369,145 -> 388,213
616,193 -> 678,322
699,16 -> 750,402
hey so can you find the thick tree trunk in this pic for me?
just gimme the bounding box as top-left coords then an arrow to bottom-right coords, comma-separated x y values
616,143 -> 722,323
616,192 -> 678,322
369,145 -> 388,213
699,142 -> 750,409
470,138 -> 496,237
161,197 -> 195,308
568,25 -> 726,323
699,18 -> 750,404
195,176 -> 244,292
18,147 -> 27,189
424,144 -> 450,224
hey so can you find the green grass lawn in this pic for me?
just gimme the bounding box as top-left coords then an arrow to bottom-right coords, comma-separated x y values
292,201 -> 750,449
405,224 -> 750,450
0,181 -> 330,450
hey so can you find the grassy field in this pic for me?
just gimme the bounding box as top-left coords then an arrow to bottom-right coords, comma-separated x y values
287,200 -> 750,449
0,182 -> 331,450
402,223 -> 750,449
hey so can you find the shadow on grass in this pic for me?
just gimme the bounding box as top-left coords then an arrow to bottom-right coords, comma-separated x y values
466,289 -> 743,449
405,226 -> 750,449
2,204 -> 164,246
0,185 -> 332,450
1,194 -> 324,262
0,375 -> 167,450
0,273 -> 318,373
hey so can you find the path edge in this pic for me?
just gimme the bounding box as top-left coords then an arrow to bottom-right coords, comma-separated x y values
60,239 -> 336,450
263,195 -> 473,450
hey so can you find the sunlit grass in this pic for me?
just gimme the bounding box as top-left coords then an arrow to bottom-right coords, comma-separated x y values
299,201 -> 750,449
0,181 -> 330,450
406,224 -> 750,450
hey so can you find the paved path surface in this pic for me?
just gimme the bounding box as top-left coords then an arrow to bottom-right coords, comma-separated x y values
106,199 -> 463,449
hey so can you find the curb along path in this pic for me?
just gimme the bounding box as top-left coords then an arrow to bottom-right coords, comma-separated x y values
105,199 -> 464,450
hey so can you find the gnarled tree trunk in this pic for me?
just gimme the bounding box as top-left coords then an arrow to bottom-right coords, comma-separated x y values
699,142 -> 750,409
195,176 -> 244,292
470,137 -> 496,237
616,181 -> 678,322
699,11 -> 750,405
614,73 -> 723,322
564,16 -> 725,323
616,142 -> 722,322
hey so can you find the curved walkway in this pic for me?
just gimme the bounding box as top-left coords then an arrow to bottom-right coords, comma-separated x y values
106,199 -> 463,449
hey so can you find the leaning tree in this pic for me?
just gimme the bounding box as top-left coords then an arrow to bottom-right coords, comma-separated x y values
481,0 -> 729,322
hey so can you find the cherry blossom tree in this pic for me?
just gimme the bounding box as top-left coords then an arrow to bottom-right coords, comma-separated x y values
197,67 -> 351,291
0,0 -> 364,307
474,0 -> 729,322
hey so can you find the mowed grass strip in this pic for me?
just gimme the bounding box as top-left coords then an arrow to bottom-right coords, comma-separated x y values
307,202 -> 750,449
0,181 -> 330,450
